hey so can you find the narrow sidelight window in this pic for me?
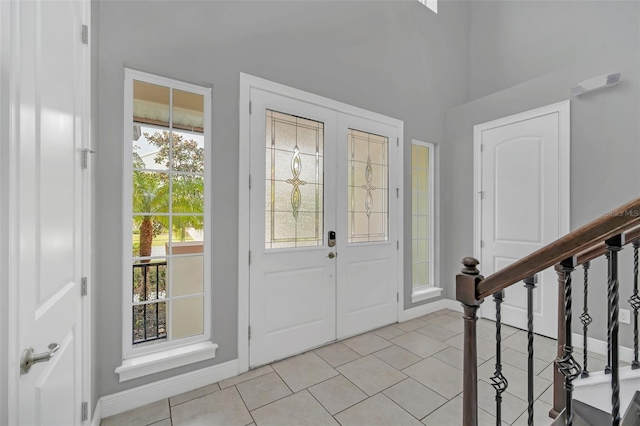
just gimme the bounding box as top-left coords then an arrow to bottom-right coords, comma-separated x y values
411,141 -> 435,292
123,69 -> 211,357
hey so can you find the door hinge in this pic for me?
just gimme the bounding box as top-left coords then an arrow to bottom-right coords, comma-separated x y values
81,148 -> 95,169
249,101 -> 252,114
81,401 -> 88,422
81,277 -> 88,296
481,240 -> 485,248
397,292 -> 399,302
248,250 -> 251,265
397,137 -> 399,147
478,191 -> 483,199
81,25 -> 89,45
249,175 -> 252,190
397,240 -> 399,250
396,188 -> 399,198
248,326 -> 252,339
480,144 -> 484,152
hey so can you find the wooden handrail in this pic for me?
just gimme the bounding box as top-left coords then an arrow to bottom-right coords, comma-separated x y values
476,197 -> 640,301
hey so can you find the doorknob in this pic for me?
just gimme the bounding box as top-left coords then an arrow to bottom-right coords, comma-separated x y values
20,343 -> 60,374
327,252 -> 336,259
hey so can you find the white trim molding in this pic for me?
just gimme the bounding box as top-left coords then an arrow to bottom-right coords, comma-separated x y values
102,359 -> 238,419
115,341 -> 218,382
399,298 -> 469,322
411,287 -> 443,304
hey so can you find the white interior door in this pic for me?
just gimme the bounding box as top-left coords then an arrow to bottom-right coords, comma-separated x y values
476,103 -> 569,338
336,114 -> 399,338
248,87 -> 401,366
12,0 -> 89,424
249,89 -> 338,367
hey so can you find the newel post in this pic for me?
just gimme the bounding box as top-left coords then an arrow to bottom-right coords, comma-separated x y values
456,257 -> 484,426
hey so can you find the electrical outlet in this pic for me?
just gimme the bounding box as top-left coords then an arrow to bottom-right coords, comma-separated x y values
620,309 -> 631,324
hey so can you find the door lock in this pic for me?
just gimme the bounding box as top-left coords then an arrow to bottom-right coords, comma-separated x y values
328,231 -> 336,247
327,252 -> 336,259
20,343 -> 60,374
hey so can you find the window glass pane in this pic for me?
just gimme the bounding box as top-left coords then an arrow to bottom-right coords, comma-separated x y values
171,255 -> 204,297
132,259 -> 167,302
132,215 -> 170,258
172,89 -> 204,133
171,130 -> 205,173
133,80 -> 170,128
132,171 -> 169,214
133,302 -> 167,344
172,174 -> 204,214
172,296 -> 204,339
347,129 -> 388,244
265,109 -> 324,249
133,127 -> 170,171
412,143 -> 431,288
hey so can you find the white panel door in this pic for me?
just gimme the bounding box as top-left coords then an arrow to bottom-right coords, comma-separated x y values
14,0 -> 88,424
249,89 -> 338,367
477,104 -> 569,338
336,114 -> 399,338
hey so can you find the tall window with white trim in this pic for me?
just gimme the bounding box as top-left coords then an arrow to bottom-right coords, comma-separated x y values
123,70 -> 211,358
411,141 -> 436,300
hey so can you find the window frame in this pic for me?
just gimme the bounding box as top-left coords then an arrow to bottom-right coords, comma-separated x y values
121,69 -> 213,361
418,0 -> 438,14
411,140 -> 437,302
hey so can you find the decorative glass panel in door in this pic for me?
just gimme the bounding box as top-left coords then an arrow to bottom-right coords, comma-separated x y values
347,129 -> 388,243
265,110 -> 324,249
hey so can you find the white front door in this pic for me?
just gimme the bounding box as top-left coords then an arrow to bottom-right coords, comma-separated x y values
475,102 -> 570,338
249,87 -> 400,367
336,114 -> 399,338
10,0 -> 89,424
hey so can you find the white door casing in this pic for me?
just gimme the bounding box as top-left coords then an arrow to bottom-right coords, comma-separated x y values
474,101 -> 570,339
242,76 -> 403,368
7,0 -> 90,424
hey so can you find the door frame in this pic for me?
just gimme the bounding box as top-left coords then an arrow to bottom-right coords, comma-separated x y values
238,73 -> 404,373
2,0 -> 93,423
473,100 -> 571,318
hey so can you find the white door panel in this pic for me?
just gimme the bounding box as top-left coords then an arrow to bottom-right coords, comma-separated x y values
336,115 -> 398,338
478,107 -> 569,338
249,89 -> 337,367
13,0 -> 88,424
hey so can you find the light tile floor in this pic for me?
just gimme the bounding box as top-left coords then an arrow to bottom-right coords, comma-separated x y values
102,309 -> 610,426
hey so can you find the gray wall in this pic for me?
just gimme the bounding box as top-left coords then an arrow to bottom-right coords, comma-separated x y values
443,1 -> 640,344
94,0 -> 471,398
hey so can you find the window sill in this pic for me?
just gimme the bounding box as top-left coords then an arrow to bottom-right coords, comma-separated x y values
115,341 -> 218,382
411,286 -> 443,304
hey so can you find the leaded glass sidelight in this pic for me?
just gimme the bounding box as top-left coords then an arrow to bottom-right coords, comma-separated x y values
265,110 -> 324,249
347,129 -> 388,243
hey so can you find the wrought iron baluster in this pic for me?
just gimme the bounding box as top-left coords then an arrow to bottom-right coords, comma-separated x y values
580,262 -> 592,378
524,275 -> 537,426
630,241 -> 640,370
607,235 -> 624,426
491,290 -> 508,426
555,256 -> 582,426
606,251 -> 612,375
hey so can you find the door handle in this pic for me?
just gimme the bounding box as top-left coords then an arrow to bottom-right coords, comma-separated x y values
327,252 -> 336,259
20,343 -> 60,374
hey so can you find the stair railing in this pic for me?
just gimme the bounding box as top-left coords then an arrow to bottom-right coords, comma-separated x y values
457,196 -> 640,426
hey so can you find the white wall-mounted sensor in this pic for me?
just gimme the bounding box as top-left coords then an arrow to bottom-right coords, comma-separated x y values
571,73 -> 621,96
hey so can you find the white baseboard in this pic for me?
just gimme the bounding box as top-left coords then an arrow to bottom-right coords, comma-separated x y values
98,359 -> 239,420
90,399 -> 101,426
399,298 -> 470,322
572,333 -> 634,363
